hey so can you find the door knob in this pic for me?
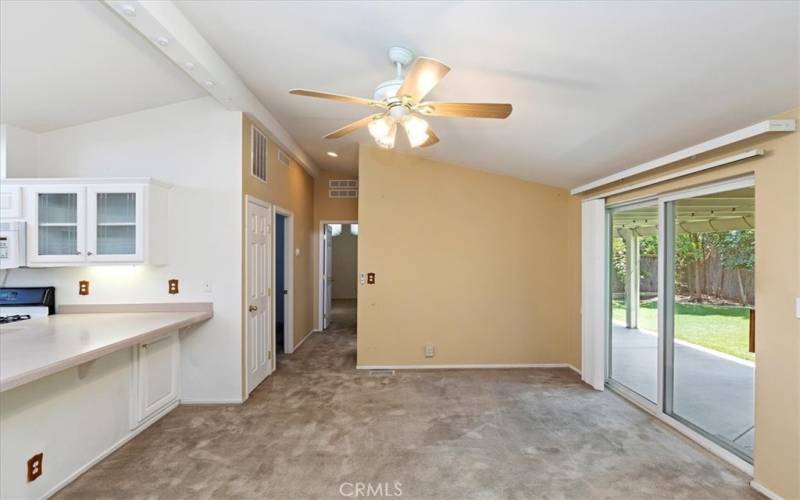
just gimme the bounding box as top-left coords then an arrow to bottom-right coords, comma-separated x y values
248,305 -> 258,312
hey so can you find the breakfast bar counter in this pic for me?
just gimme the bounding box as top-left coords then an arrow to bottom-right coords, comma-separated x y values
0,309 -> 212,392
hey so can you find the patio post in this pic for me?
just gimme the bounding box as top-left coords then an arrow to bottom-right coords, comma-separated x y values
625,231 -> 639,329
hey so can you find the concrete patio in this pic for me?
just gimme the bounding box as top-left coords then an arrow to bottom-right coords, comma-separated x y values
610,323 -> 754,457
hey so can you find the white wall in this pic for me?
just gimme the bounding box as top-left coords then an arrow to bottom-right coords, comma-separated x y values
4,97 -> 243,402
332,224 -> 357,299
1,350 -> 133,499
0,123 -> 38,178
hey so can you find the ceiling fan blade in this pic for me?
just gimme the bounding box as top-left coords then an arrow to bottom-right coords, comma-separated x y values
420,129 -> 439,148
417,102 -> 512,119
324,114 -> 382,139
290,89 -> 384,108
395,57 -> 451,103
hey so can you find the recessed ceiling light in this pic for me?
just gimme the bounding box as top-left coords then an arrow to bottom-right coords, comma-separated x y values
327,151 -> 338,158
155,37 -> 170,47
204,80 -> 215,88
121,4 -> 136,16
184,62 -> 195,71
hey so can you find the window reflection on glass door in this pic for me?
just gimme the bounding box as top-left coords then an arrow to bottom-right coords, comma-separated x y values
664,185 -> 755,462
608,202 -> 659,403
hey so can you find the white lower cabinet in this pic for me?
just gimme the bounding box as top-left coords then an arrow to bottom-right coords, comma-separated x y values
131,331 -> 180,427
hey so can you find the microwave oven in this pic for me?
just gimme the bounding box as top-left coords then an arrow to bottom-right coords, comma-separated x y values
0,221 -> 26,269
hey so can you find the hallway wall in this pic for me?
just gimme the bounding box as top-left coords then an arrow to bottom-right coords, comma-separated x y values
332,225 -> 358,299
241,115 -> 315,373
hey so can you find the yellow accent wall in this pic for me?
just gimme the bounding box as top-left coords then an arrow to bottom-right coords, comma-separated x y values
585,108 -> 799,499
357,146 -> 577,367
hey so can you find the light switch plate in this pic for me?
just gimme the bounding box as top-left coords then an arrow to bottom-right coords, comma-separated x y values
359,272 -> 366,285
424,344 -> 435,358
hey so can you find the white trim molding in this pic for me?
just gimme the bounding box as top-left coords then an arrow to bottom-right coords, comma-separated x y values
293,330 -> 317,352
580,198 -> 607,390
571,119 -> 795,195
584,149 -> 764,201
749,481 -> 783,500
357,363 -> 578,371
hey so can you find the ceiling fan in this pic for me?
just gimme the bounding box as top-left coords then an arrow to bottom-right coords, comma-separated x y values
289,47 -> 512,149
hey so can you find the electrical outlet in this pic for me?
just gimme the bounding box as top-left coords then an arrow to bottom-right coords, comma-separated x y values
168,279 -> 179,294
424,344 -> 435,358
78,280 -> 89,296
27,452 -> 43,482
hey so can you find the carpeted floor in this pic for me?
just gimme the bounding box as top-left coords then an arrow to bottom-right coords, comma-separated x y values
56,299 -> 758,499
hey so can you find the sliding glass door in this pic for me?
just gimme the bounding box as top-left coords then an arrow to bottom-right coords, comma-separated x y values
607,201 -> 659,404
607,177 -> 755,464
663,184 -> 755,461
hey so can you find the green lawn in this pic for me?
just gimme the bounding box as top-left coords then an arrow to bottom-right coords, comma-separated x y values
612,301 -> 754,361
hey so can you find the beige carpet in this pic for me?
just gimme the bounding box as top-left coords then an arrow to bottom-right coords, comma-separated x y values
56,299 -> 758,499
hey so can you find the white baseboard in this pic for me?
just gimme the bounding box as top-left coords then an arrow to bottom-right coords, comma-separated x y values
750,480 -> 783,500
180,398 -> 244,405
567,364 -> 581,375
293,330 -> 316,352
42,400 -> 179,499
357,363 -> 577,370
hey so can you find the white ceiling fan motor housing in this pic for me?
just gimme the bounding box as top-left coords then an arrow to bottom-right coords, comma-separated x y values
373,79 -> 403,102
373,46 -> 415,102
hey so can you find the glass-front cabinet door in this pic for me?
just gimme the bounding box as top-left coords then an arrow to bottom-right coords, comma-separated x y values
87,186 -> 144,262
30,186 -> 86,263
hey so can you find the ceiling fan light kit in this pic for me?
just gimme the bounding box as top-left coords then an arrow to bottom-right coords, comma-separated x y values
289,46 -> 512,150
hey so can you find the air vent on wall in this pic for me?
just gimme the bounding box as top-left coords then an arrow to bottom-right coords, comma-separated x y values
251,125 -> 268,182
329,189 -> 358,199
329,179 -> 358,189
329,179 -> 358,199
277,149 -> 290,166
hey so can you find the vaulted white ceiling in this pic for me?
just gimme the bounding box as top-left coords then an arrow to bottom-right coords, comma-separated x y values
0,0 -> 204,133
178,1 -> 799,187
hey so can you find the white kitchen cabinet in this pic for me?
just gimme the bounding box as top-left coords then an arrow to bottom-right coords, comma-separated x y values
131,331 -> 180,427
0,185 -> 22,219
28,185 -> 86,264
87,185 -> 144,262
6,178 -> 169,267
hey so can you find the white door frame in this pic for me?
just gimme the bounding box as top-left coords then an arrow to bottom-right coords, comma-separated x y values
317,220 -> 358,330
273,205 -> 294,355
245,195 -> 273,394
603,175 -> 756,475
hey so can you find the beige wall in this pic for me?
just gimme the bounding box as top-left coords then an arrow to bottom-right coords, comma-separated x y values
357,146 -> 576,367
582,108 -> 800,499
241,115 -> 316,391
332,225 -> 358,299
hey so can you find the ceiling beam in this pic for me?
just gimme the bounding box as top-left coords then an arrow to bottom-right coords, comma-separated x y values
571,120 -> 794,195
103,0 -> 317,177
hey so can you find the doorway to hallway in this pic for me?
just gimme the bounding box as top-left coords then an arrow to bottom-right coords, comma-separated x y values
319,221 -> 358,332
274,206 -> 294,354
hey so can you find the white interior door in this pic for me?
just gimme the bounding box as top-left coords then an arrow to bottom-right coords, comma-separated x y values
323,224 -> 333,329
247,199 -> 272,393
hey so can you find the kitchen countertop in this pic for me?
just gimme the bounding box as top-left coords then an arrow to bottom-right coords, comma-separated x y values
0,310 -> 212,392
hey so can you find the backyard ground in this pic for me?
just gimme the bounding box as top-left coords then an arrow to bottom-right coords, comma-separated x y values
612,300 -> 754,361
